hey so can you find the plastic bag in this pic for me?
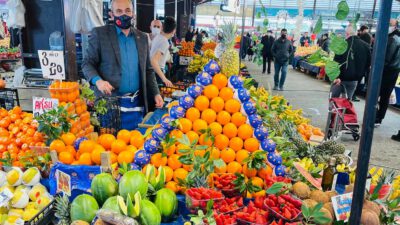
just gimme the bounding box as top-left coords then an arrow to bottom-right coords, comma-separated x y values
69,0 -> 83,33
389,89 -> 397,105
6,0 -> 25,28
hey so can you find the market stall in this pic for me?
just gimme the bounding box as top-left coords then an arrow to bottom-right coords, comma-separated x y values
293,46 -> 327,80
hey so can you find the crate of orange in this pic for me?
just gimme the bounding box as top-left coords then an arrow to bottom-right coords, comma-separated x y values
49,81 -> 79,103
201,42 -> 217,51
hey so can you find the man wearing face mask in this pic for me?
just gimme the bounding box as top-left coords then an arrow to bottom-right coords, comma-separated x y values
261,30 -> 275,74
375,19 -> 400,126
149,19 -> 162,46
82,0 -> 163,130
150,16 -> 176,88
271,29 -> 293,91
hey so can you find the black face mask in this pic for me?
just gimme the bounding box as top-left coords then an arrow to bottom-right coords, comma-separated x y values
114,14 -> 133,29
281,34 -> 287,39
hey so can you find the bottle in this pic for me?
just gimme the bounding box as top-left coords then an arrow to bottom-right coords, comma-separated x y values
322,157 -> 337,191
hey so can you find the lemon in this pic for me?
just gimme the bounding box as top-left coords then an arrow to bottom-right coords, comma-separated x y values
35,195 -> 52,210
22,208 -> 39,221
6,168 -> 23,186
28,184 -> 48,202
22,168 -> 41,186
10,190 -> 29,209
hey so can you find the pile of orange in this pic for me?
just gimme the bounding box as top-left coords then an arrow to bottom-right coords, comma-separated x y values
145,73 -> 273,196
52,129 -> 144,166
201,42 -> 217,51
178,41 -> 196,57
297,123 -> 324,141
49,81 -> 80,102
0,106 -> 45,167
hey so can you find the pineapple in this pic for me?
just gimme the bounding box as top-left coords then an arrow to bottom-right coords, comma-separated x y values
220,21 -> 240,77
54,195 -> 70,225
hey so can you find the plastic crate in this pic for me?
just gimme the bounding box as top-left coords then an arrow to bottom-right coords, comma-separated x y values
0,88 -> 19,110
25,195 -> 56,225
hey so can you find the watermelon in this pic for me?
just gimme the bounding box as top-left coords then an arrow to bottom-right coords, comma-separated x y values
119,170 -> 148,199
70,194 -> 99,223
139,199 -> 161,225
155,188 -> 178,222
102,196 -> 121,214
91,173 -> 118,206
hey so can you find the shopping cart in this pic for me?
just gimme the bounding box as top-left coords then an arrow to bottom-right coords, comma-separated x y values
325,84 -> 360,141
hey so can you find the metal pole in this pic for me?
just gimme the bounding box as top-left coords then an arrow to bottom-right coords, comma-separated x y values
348,0 -> 393,224
175,0 -> 177,20
371,0 -> 377,19
312,0 -> 317,19
251,0 -> 256,27
239,0 -> 246,70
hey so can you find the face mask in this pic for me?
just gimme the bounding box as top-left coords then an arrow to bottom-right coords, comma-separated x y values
389,26 -> 396,34
281,34 -> 287,39
114,14 -> 133,29
151,27 -> 161,35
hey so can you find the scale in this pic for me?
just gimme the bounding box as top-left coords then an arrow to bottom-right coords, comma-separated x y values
22,68 -> 52,87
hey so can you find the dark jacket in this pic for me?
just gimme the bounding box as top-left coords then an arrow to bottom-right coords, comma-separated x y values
194,34 -> 203,52
385,29 -> 400,71
359,32 -> 372,46
185,31 -> 194,42
321,38 -> 330,53
300,36 -> 311,46
334,36 -> 371,82
271,37 -> 293,63
82,24 -> 160,113
261,35 -> 275,57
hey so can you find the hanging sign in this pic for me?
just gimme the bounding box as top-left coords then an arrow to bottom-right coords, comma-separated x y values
38,50 -> 65,80
33,97 -> 59,117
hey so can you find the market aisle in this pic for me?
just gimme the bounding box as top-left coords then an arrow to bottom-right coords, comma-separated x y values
245,61 -> 400,171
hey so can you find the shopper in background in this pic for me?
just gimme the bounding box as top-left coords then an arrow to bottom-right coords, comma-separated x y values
82,0 -> 162,130
240,32 -> 250,59
271,28 -> 293,91
194,30 -> 206,53
150,16 -> 175,88
359,25 -> 372,46
185,26 -> 194,42
319,33 -> 330,53
247,35 -> 255,61
332,24 -> 371,100
375,19 -> 400,126
261,30 -> 275,74
300,32 -> 311,47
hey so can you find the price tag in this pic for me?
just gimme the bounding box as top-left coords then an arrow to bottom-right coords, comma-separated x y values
56,169 -> 71,196
33,97 -> 59,117
38,50 -> 65,80
0,188 -> 14,207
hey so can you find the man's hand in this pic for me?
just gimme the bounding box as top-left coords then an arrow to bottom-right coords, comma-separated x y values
154,94 -> 164,108
163,78 -> 173,87
96,80 -> 114,95
333,78 -> 341,85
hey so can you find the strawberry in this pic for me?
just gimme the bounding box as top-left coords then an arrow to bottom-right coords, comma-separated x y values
254,196 -> 265,209
283,208 -> 292,219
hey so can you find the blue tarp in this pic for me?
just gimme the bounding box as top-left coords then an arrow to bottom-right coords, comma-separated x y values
292,56 -> 304,69
299,61 -> 321,74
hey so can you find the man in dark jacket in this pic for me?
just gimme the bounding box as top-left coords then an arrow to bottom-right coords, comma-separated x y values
375,19 -> 400,126
185,27 -> 194,42
271,29 -> 293,91
359,25 -> 372,46
261,30 -> 275,74
194,30 -> 206,53
332,25 -> 371,100
300,32 -> 312,46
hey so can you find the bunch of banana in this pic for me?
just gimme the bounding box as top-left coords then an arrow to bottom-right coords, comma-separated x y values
389,175 -> 400,200
187,50 -> 217,73
203,49 -> 216,59
279,108 -> 310,125
297,157 -> 324,172
369,167 -> 384,185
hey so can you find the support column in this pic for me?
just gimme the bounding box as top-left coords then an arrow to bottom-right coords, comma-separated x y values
136,0 -> 155,33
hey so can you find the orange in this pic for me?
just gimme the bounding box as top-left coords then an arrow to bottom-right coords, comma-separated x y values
170,129 -> 184,139
50,140 -> 66,153
223,123 -> 238,139
183,164 -> 193,171
214,161 -> 227,173
199,134 -> 212,147
194,95 -> 210,111
201,109 -> 217,124
185,108 -> 200,122
126,145 -> 138,153
150,153 -> 168,167
244,138 -> 260,152
219,87 -> 234,101
186,131 -> 199,145
243,164 -> 257,177
173,168 -> 188,183
117,129 -> 131,144
227,161 -> 242,174
176,143 -> 190,155
59,151 -> 74,164
229,137 -> 244,152
130,133 -> 145,149
221,148 -> 236,163
61,133 -> 76,146
65,145 -> 77,157
130,130 -> 142,137
210,147 -> 221,159
99,134 -> 116,149
194,149 -> 206,157
179,118 -> 192,133
251,177 -> 264,188
214,134 -> 229,150
210,97 -> 225,112
252,190 -> 266,198
203,84 -> 219,99
164,166 -> 174,182
236,150 -> 249,164
79,152 -> 92,165
231,112 -> 247,127
192,119 -> 208,134
225,99 -> 241,114
216,111 -> 231,125
118,150 -> 135,164
110,152 -> 118,164
163,144 -> 176,156
209,122 -> 222,136
91,146 -> 105,165
167,154 -> 182,170
79,140 -> 96,154
212,73 -> 228,89
238,124 -> 254,140
166,181 -> 180,193
111,139 -> 127,154
257,165 -> 273,180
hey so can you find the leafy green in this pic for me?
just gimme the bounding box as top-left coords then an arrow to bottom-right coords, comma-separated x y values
313,16 -> 323,34
256,11 -> 261,19
302,203 -> 332,224
307,50 -> 324,64
263,18 -> 269,27
243,151 -> 266,170
335,1 -> 349,20
330,35 -> 348,55
232,173 -> 262,194
325,60 -> 341,81
266,182 -> 291,195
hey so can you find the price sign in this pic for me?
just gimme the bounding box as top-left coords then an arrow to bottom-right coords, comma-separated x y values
33,97 -> 59,117
331,192 -> 353,222
56,169 -> 71,196
38,50 -> 65,80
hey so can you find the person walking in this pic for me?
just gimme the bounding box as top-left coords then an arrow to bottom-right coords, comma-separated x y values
271,29 -> 293,91
319,33 -> 330,53
261,30 -> 275,74
240,33 -> 250,59
332,25 -> 371,100
375,19 -> 400,126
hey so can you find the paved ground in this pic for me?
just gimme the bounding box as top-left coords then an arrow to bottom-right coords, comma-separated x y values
245,61 -> 400,171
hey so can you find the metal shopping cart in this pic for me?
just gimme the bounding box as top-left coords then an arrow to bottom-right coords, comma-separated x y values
325,84 -> 360,141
